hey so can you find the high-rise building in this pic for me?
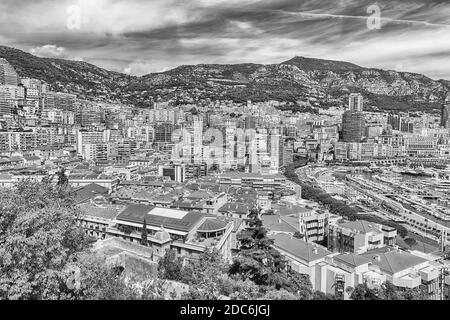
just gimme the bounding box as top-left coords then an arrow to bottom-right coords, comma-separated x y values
76,130 -> 109,154
245,116 -> 257,129
388,113 -> 414,133
42,92 -> 76,112
0,59 -> 19,86
159,163 -> 186,183
192,116 -> 203,162
348,93 -> 363,112
441,103 -> 450,129
0,90 -> 14,116
342,111 -> 366,142
76,103 -> 104,127
154,123 -> 174,143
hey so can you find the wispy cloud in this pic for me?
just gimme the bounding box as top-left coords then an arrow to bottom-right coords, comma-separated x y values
0,0 -> 449,79
279,9 -> 450,29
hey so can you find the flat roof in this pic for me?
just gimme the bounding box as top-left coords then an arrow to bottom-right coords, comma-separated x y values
149,207 -> 187,219
219,172 -> 285,179
116,204 -> 205,233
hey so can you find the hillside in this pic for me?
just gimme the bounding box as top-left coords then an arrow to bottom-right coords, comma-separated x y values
1,45 -> 449,112
0,46 -> 135,104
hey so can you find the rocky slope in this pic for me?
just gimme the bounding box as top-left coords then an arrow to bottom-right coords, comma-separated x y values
1,45 -> 448,112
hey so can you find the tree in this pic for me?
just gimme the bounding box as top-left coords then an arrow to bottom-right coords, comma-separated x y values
221,278 -> 262,300
0,180 -> 179,301
63,253 -> 140,300
379,282 -> 423,300
0,181 -> 92,299
141,219 -> 148,246
56,167 -> 69,187
158,249 -> 183,281
260,289 -> 298,300
230,208 -> 277,286
400,287 -> 423,300
348,283 -> 379,300
312,290 -> 336,300
378,282 -> 402,300
229,208 -> 313,297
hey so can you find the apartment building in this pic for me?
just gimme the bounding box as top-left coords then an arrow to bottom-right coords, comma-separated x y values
327,220 -> 397,254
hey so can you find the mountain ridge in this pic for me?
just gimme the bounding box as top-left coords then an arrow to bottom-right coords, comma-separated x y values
0,45 -> 448,112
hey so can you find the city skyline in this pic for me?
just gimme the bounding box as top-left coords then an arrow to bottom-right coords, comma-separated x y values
0,0 -> 450,79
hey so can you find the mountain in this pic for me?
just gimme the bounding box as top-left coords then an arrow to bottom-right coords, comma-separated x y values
0,46 -> 136,104
1,45 -> 449,112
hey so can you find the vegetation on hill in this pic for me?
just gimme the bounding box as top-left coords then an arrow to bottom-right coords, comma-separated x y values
1,45 -> 448,112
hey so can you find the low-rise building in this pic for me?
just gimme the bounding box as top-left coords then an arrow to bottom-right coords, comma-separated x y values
327,220 -> 395,254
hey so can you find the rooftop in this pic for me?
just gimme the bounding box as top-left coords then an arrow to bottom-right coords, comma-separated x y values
197,218 -> 229,232
116,204 -> 205,233
262,215 -> 299,233
272,202 -> 311,217
79,203 -> 124,221
271,233 -> 331,263
73,183 -> 109,203
219,202 -> 253,214
334,253 -> 372,268
219,172 -> 285,179
360,248 -> 428,275
337,220 -> 383,235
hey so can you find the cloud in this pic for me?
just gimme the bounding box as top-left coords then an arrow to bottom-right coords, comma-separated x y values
1,0 -> 450,79
30,44 -> 69,59
29,44 -> 86,62
122,59 -> 180,75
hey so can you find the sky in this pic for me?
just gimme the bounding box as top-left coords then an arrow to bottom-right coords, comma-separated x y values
0,0 -> 450,79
